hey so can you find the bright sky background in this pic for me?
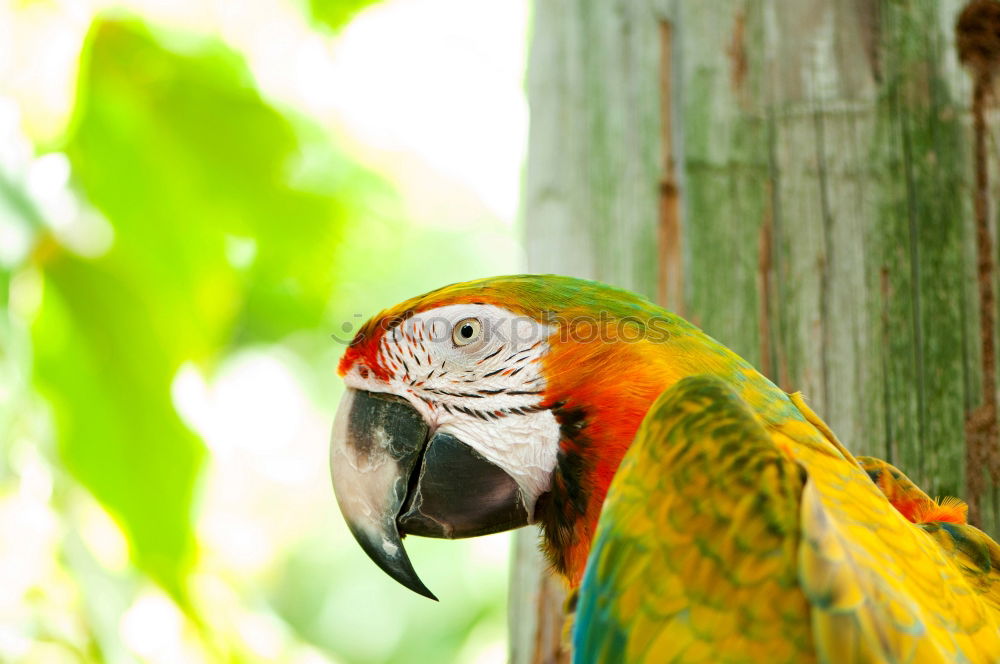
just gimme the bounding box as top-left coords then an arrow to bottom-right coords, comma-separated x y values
1,0 -> 530,224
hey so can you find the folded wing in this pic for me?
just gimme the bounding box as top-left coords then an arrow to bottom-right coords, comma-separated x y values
573,375 -> 1000,664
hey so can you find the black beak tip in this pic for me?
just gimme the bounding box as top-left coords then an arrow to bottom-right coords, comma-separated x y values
352,527 -> 439,601
390,557 -> 438,601
408,579 -> 439,602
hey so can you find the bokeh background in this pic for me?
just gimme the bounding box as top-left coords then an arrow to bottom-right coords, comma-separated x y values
0,1 -> 528,662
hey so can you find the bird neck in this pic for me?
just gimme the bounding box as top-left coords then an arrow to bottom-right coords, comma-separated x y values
536,329 -> 688,587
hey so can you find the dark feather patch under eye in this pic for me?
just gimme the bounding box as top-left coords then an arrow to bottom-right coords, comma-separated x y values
538,403 -> 593,576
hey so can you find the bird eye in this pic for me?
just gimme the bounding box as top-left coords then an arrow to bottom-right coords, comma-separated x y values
452,318 -> 482,346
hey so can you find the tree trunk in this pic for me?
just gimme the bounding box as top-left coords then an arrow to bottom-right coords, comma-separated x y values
513,1 -> 999,661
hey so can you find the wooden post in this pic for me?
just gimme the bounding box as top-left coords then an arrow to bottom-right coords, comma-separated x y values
513,1 -> 998,661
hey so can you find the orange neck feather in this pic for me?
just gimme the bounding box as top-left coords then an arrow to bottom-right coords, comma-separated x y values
536,323 -> 690,588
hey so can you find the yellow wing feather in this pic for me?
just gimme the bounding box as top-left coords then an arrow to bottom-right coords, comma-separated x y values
573,375 -> 815,663
784,424 -> 1000,661
573,375 -> 1000,663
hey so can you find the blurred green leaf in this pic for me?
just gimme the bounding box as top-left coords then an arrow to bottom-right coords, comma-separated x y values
32,17 -> 388,604
305,0 -> 382,32
33,249 -> 206,601
66,20 -> 378,352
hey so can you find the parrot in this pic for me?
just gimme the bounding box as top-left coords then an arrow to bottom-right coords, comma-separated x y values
328,274 -> 1000,663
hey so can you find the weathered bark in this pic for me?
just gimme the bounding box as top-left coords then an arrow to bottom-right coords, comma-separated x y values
513,1 -> 999,661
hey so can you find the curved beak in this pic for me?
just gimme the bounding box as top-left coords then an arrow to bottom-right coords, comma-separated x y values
330,389 -> 531,600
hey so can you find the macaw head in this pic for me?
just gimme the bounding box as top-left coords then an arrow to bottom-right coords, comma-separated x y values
330,275 -> 718,598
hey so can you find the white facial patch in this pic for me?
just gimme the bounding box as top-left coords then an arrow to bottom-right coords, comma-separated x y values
342,303 -> 560,514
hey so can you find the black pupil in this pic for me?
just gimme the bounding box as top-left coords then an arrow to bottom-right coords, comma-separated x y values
460,324 -> 474,339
